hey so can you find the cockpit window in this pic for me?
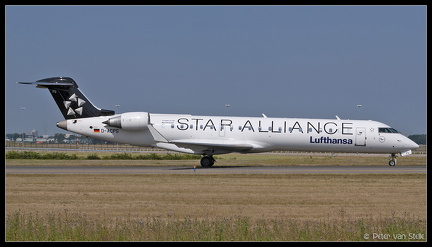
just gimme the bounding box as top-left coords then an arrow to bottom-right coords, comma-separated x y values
379,127 -> 399,133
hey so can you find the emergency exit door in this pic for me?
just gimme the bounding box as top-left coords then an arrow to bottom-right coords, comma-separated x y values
355,127 -> 366,146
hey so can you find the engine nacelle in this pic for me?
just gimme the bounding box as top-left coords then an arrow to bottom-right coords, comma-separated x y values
103,112 -> 149,131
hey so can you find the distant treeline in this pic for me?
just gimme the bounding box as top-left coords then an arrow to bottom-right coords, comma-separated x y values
6,151 -> 199,160
408,134 -> 426,145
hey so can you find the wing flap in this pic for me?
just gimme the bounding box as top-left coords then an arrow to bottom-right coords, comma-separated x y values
169,139 -> 257,155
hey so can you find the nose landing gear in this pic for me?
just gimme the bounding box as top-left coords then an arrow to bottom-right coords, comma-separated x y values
389,153 -> 397,166
200,155 -> 215,168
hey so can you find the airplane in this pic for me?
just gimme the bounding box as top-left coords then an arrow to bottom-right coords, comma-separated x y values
18,77 -> 419,167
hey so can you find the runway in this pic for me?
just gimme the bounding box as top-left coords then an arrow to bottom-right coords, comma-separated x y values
5,165 -> 426,175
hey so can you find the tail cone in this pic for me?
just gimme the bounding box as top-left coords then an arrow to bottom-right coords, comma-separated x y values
56,120 -> 67,130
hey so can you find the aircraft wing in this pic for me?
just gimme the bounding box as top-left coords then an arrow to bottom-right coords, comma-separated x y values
165,139 -> 259,155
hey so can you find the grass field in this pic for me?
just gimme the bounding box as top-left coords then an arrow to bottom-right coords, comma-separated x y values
6,208 -> 426,241
5,152 -> 427,241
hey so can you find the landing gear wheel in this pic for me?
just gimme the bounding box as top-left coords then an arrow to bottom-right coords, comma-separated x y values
200,156 -> 215,168
389,153 -> 397,166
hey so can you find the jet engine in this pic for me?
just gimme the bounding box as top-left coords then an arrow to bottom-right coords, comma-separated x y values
103,112 -> 149,131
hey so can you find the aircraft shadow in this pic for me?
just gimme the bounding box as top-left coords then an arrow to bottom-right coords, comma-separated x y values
168,166 -> 252,170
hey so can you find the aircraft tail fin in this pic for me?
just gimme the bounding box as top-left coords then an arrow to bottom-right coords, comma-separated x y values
18,77 -> 115,119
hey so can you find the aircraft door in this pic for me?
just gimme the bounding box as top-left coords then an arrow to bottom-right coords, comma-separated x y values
219,125 -> 226,137
219,119 -> 233,137
355,127 -> 366,146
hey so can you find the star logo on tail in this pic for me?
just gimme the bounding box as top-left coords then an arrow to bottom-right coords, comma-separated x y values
63,93 -> 86,116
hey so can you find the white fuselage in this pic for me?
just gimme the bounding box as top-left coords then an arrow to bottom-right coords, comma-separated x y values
60,112 -> 419,156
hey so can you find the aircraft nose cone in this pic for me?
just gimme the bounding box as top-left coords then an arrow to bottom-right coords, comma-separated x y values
56,120 -> 67,130
406,138 -> 419,149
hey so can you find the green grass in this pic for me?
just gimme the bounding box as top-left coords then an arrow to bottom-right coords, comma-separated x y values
6,210 -> 426,241
5,151 -> 199,161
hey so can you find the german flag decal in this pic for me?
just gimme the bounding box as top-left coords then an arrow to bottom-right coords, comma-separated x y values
94,129 -> 100,133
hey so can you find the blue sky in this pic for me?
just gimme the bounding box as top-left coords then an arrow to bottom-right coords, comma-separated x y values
6,5 -> 426,136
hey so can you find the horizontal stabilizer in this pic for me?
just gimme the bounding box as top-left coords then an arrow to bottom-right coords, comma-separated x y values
17,81 -> 74,87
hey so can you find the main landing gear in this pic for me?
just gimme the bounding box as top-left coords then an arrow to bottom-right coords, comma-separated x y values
200,155 -> 215,168
389,153 -> 397,166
